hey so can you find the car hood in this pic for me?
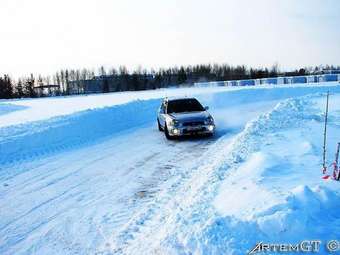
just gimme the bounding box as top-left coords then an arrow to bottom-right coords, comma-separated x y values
169,111 -> 210,122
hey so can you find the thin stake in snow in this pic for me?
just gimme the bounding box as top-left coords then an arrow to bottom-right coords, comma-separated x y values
335,142 -> 340,180
322,91 -> 329,174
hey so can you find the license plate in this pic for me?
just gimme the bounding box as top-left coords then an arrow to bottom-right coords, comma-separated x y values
187,126 -> 201,131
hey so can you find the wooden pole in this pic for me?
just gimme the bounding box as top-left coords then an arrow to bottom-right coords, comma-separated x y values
322,91 -> 329,174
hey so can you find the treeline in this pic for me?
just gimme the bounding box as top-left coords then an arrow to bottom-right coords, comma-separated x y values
1,64 -> 339,99
0,74 -> 36,99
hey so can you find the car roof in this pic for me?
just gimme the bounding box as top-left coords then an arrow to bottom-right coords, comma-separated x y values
163,97 -> 197,102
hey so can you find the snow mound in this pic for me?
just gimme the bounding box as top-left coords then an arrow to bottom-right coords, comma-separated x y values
226,95 -> 322,163
256,185 -> 340,239
198,186 -> 340,255
213,152 -> 278,219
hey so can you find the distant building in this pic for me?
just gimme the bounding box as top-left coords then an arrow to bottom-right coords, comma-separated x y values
34,85 -> 60,96
68,74 -> 155,94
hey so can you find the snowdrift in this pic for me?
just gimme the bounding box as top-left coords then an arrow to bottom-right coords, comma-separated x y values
174,95 -> 340,254
0,99 -> 161,167
200,185 -> 340,255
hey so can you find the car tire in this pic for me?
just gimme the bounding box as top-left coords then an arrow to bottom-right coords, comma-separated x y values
157,119 -> 163,131
164,124 -> 174,140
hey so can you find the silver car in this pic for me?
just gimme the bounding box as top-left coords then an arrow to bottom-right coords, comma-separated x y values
157,97 -> 215,139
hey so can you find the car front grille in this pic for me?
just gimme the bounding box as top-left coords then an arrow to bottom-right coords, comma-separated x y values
182,121 -> 204,126
183,127 -> 207,134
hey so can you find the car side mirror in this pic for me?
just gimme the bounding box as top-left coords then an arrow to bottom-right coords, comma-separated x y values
204,106 -> 209,110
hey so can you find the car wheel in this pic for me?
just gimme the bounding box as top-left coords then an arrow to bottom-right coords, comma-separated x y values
164,124 -> 174,140
157,119 -> 163,131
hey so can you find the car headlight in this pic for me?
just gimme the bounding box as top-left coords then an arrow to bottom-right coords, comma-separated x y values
205,116 -> 214,125
168,119 -> 180,127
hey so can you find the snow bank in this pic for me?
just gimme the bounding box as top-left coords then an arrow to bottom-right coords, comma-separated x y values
0,87 -> 229,128
256,185 -> 340,240
213,152 -> 278,219
0,99 -> 161,167
186,94 -> 340,254
198,83 -> 340,109
199,185 -> 340,254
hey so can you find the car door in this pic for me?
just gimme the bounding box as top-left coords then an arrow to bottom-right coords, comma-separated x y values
158,102 -> 166,128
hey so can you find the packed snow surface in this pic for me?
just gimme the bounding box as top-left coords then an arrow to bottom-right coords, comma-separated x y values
0,83 -> 340,254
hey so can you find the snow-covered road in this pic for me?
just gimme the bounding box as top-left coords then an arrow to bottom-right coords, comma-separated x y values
0,126 -> 211,254
1,84 -> 340,254
0,99 -> 278,254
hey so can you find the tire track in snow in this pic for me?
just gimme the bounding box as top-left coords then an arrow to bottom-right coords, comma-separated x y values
0,126 -> 217,255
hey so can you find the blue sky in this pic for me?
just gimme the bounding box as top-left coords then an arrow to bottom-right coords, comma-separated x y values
1,0 -> 339,77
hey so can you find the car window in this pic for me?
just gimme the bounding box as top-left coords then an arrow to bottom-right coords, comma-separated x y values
160,103 -> 165,113
167,99 -> 204,113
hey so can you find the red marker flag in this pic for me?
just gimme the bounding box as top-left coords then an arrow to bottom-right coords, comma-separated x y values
322,175 -> 331,180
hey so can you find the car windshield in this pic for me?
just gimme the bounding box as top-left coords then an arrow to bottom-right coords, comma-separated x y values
167,99 -> 205,113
